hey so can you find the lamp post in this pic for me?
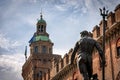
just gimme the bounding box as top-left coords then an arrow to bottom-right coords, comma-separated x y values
99,7 -> 108,80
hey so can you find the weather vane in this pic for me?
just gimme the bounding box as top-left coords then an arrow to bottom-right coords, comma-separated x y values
40,8 -> 42,15
40,8 -> 43,19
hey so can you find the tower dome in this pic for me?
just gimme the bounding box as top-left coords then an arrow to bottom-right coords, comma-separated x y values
37,14 -> 46,25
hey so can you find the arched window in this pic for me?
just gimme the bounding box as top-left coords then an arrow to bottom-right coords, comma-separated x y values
38,25 -> 40,32
37,71 -> 42,80
38,25 -> 44,32
116,38 -> 120,57
42,46 -> 47,53
34,46 -> 38,53
40,25 -> 44,32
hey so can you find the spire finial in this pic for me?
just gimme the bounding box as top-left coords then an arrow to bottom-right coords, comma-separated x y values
40,8 -> 43,19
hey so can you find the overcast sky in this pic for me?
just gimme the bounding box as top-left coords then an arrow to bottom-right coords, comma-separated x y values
0,0 -> 120,80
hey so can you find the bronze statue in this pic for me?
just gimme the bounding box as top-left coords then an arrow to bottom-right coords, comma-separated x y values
70,30 -> 105,80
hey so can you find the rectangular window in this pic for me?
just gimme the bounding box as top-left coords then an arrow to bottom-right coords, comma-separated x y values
117,47 -> 120,56
117,38 -> 120,57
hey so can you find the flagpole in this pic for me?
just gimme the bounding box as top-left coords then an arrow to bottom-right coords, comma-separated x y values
25,46 -> 27,61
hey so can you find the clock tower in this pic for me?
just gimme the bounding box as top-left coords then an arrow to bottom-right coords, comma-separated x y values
22,14 -> 61,80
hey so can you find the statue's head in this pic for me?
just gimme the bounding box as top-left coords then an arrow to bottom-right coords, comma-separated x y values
80,30 -> 89,37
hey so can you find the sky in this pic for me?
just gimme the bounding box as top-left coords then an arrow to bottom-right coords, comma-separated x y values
0,0 -> 120,80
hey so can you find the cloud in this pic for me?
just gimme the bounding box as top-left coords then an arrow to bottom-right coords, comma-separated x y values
0,0 -> 120,80
0,53 -> 24,80
0,33 -> 23,54
54,0 -> 84,13
0,47 -> 9,55
0,28 -> 26,80
55,5 -> 67,11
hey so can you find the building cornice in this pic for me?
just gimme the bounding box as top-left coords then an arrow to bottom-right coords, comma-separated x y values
96,22 -> 120,42
51,63 -> 77,80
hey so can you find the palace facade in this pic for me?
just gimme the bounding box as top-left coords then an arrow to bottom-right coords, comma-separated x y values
22,4 -> 120,80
